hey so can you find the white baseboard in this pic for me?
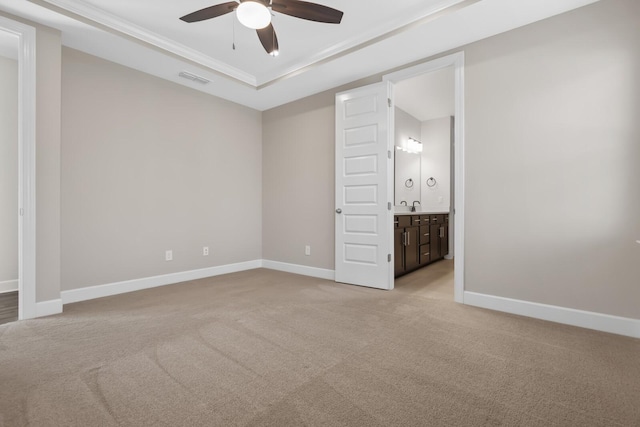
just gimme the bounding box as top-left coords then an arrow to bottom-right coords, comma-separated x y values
262,260 -> 335,281
61,260 -> 262,305
0,279 -> 18,294
464,291 -> 640,339
35,299 -> 63,318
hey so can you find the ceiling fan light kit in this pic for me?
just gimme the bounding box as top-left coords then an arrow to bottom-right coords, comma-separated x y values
236,1 -> 272,30
180,0 -> 344,55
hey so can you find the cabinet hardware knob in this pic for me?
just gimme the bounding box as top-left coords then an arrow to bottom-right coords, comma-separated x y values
335,209 -> 342,214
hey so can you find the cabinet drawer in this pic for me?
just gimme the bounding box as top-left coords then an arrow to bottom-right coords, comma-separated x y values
419,244 -> 431,264
430,214 -> 444,224
419,225 -> 430,245
411,215 -> 423,226
397,215 -> 411,228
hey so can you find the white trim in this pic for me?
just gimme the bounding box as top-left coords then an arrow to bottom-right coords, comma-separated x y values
32,0 -> 256,86
0,17 -> 37,320
464,291 -> 640,339
0,280 -> 19,294
383,51 -> 466,303
35,299 -> 63,318
61,260 -> 262,304
31,0 -> 480,88
262,260 -> 335,281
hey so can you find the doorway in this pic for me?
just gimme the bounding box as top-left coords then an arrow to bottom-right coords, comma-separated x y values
0,30 -> 19,324
0,16 -> 37,320
384,52 -> 465,303
334,53 -> 465,300
389,65 -> 456,300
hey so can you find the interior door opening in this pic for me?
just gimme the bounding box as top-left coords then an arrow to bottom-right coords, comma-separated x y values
392,67 -> 455,299
384,52 -> 465,303
0,30 -> 20,325
0,16 -> 37,320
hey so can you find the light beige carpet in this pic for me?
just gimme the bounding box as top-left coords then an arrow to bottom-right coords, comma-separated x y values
1,262 -> 638,426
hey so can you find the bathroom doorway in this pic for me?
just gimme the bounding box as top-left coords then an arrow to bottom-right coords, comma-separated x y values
384,52 -> 465,303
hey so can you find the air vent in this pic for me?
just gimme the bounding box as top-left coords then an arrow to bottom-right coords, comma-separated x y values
178,71 -> 210,85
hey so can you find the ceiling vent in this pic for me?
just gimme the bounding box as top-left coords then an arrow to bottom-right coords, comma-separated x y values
178,71 -> 210,85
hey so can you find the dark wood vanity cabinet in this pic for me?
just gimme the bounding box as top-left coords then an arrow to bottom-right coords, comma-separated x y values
394,213 -> 449,277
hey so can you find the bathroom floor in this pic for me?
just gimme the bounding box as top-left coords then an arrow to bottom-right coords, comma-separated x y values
0,291 -> 18,325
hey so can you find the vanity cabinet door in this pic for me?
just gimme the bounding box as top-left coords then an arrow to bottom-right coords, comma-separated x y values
441,223 -> 449,258
394,227 -> 405,276
404,227 -> 419,271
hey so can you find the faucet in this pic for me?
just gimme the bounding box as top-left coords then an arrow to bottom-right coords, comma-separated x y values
411,201 -> 421,212
400,201 -> 407,206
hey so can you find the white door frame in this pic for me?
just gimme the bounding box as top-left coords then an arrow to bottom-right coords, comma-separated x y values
0,16 -> 37,319
383,52 -> 465,303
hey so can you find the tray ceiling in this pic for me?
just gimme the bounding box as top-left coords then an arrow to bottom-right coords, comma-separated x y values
1,0 -> 600,110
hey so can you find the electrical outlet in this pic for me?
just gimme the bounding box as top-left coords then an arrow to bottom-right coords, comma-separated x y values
165,250 -> 173,261
203,246 -> 209,256
305,245 -> 311,256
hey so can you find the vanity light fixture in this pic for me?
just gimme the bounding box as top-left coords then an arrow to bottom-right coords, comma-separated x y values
396,137 -> 423,154
236,1 -> 272,29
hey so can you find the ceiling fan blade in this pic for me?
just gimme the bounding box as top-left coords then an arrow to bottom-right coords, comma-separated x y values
272,0 -> 343,24
257,24 -> 279,55
180,2 -> 237,23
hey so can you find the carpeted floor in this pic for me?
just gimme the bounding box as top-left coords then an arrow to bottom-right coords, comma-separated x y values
0,261 -> 638,426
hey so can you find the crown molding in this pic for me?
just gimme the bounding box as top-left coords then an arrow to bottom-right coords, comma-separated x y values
27,0 -> 480,91
28,0 -> 257,86
256,0 -> 480,88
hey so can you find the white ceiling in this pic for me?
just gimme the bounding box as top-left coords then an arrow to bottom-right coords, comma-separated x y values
1,0 -> 599,110
395,66 -> 455,122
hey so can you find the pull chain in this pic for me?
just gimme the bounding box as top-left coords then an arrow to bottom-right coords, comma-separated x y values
232,13 -> 236,50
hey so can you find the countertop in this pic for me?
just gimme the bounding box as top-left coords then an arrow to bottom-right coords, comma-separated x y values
394,211 -> 449,216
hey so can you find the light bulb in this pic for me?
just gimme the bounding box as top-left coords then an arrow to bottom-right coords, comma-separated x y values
236,1 -> 271,30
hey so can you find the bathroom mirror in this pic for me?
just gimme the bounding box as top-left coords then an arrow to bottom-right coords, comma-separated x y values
394,150 -> 421,206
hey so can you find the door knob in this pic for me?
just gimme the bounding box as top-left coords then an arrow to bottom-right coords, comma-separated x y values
336,209 -> 342,214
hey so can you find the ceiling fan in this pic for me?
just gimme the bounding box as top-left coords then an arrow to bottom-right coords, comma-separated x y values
180,0 -> 344,56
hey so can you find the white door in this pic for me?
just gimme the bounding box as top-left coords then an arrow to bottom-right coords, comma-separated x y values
335,82 -> 393,290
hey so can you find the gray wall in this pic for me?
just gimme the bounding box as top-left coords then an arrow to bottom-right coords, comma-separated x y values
262,91 -> 336,269
35,22 -> 62,303
61,48 -> 262,291
420,117 -> 452,212
262,0 -> 640,319
464,0 -> 640,318
0,55 -> 17,287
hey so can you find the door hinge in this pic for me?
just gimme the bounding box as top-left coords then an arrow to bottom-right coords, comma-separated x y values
388,202 -> 392,211
388,254 -> 392,262
19,208 -> 24,216
387,98 -> 392,108
388,150 -> 392,159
